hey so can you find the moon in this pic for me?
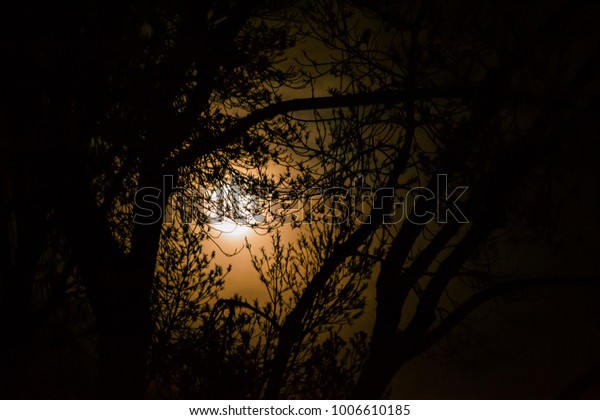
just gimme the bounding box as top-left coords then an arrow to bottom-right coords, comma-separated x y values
208,184 -> 258,238
211,218 -> 252,237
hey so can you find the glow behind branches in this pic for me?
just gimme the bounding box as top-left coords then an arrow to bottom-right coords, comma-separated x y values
208,184 -> 256,238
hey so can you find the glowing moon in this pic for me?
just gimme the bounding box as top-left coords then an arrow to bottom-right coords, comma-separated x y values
211,218 -> 251,237
208,184 -> 257,238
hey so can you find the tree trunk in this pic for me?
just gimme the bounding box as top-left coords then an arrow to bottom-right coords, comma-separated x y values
88,166 -> 166,398
93,265 -> 155,398
352,343 -> 405,399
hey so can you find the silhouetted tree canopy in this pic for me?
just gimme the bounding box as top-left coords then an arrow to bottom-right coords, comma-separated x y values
0,0 -> 599,398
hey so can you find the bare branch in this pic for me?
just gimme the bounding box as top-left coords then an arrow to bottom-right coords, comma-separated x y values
167,86 -> 475,171
216,298 -> 281,330
413,276 -> 600,358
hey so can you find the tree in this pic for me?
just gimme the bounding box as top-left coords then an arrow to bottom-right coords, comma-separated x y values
0,0 -> 598,398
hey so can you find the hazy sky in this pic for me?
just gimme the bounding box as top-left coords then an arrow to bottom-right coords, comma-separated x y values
201,92 -> 600,398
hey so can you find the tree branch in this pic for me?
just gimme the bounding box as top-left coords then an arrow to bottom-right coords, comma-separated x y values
167,86 -> 475,171
412,276 -> 600,358
215,298 -> 280,330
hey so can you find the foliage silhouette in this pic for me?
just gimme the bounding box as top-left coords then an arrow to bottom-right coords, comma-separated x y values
0,0 -> 599,398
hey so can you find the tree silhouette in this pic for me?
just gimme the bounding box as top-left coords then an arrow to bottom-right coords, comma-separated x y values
0,0 -> 599,398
